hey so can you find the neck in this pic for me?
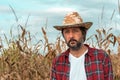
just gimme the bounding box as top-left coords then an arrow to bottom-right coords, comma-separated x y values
70,44 -> 88,58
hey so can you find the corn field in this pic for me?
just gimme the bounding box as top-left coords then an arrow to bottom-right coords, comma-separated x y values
1,0 -> 120,79
0,25 -> 120,80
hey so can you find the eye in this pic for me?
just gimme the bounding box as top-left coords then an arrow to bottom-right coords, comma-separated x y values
64,29 -> 69,34
73,29 -> 80,33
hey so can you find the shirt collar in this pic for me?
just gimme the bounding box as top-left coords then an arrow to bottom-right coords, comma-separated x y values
84,44 -> 95,57
64,48 -> 70,57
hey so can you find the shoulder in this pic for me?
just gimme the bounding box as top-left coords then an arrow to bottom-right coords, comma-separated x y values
88,47 -> 110,60
85,44 -> 107,57
96,49 -> 109,58
52,49 -> 69,63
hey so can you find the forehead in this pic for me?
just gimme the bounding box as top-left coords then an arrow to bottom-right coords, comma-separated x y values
62,27 -> 80,32
63,27 -> 80,31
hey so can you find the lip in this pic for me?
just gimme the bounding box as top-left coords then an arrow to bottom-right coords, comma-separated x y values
70,41 -> 76,44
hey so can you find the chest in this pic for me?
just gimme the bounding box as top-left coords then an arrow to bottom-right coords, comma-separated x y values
55,55 -> 104,80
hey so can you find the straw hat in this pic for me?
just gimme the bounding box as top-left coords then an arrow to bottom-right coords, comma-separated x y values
54,12 -> 93,30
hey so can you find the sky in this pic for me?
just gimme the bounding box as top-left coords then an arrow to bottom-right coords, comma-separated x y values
0,0 -> 120,44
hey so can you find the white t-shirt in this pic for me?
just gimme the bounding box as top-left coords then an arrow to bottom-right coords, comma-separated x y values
69,50 -> 88,80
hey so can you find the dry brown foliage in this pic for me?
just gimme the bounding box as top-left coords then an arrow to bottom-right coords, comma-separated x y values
0,4 -> 119,80
0,25 -> 67,80
0,26 -> 120,80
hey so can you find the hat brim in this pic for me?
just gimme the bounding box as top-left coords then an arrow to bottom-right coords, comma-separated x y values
54,22 -> 93,31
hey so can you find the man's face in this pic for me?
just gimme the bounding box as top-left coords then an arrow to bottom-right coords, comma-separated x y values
63,27 -> 84,50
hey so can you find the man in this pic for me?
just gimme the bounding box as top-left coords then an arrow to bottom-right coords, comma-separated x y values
50,12 -> 113,80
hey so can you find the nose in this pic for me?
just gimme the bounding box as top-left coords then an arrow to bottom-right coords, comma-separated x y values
69,31 -> 74,39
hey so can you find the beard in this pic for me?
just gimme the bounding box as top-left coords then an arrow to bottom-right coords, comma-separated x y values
67,38 -> 84,51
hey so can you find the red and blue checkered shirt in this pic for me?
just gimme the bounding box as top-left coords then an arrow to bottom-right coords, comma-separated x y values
50,45 -> 113,80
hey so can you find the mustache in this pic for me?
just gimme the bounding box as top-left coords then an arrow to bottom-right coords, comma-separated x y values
68,38 -> 77,43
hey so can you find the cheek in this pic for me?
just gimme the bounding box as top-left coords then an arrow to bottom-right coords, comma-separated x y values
79,36 -> 84,42
63,36 -> 69,43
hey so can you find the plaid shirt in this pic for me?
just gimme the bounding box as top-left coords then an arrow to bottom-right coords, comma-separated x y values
50,44 -> 113,80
